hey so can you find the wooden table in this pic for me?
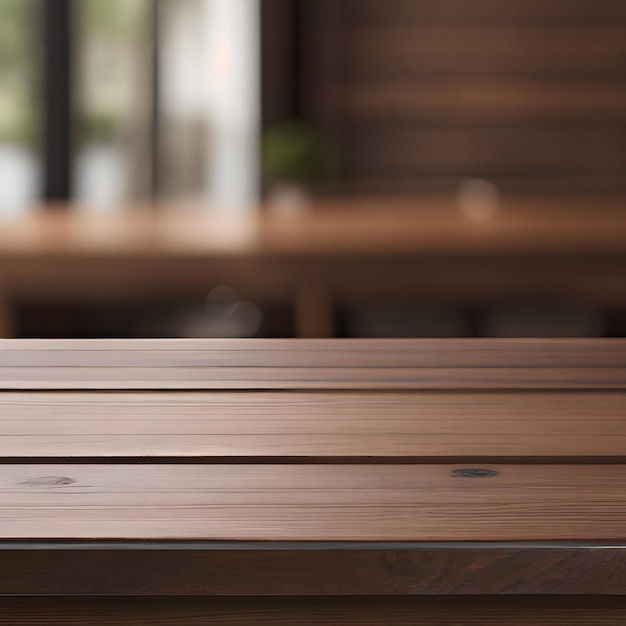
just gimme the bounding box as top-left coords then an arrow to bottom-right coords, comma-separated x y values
2,338 -> 626,623
2,195 -> 626,338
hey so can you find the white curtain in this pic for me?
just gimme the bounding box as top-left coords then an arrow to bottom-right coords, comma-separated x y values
202,0 -> 260,211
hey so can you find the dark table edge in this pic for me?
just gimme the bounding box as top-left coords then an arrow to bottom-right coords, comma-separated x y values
0,541 -> 625,596
1,540 -> 626,550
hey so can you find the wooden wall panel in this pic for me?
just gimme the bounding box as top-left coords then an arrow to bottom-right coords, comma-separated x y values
300,0 -> 626,193
345,0 -> 626,22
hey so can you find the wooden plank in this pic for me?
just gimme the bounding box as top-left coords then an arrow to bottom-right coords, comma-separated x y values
2,338 -> 626,366
346,0 -> 626,22
3,464 -> 626,540
0,340 -> 624,389
1,542 -> 626,595
348,24 -> 626,75
341,81 -> 626,123
2,391 -> 626,459
0,367 -> 624,389
2,596 -> 626,624
343,127 -> 626,178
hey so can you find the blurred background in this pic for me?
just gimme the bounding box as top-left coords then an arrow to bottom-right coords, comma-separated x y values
1,0 -> 626,339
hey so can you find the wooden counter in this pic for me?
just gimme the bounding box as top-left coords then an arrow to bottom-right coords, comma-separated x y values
0,196 -> 626,337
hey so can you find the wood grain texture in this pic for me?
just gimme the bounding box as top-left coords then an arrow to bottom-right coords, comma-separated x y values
2,202 -> 623,340
348,0 -> 626,21
342,81 -> 626,123
2,390 -> 626,458
0,339 -> 624,389
344,128 -> 626,178
2,544 -> 626,595
2,338 -> 626,602
2,596 -> 626,624
3,338 -> 626,365
349,24 -> 626,74
3,464 -> 626,540
6,201 -> 626,338
6,366 -> 626,389
301,1 -> 626,193
6,198 -> 626,258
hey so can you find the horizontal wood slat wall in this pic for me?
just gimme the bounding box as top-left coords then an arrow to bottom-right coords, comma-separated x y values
301,0 -> 626,193
347,0 -> 626,21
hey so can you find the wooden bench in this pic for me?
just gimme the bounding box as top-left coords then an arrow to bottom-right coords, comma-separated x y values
2,338 -> 626,623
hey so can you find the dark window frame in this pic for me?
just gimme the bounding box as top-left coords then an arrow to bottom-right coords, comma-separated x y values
40,0 -> 161,206
41,0 -> 73,203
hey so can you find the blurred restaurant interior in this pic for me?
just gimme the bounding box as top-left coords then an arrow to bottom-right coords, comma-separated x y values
1,0 -> 626,339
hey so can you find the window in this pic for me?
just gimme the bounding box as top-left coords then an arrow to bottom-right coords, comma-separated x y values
0,0 -> 39,218
76,0 -> 152,210
76,0 -> 261,211
0,0 -> 261,212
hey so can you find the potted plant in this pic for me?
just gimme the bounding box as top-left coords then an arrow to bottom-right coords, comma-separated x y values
261,120 -> 325,214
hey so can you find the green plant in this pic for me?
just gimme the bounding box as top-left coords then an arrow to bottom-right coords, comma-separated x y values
78,113 -> 119,146
0,104 -> 36,146
81,0 -> 145,41
262,121 -> 325,189
0,0 -> 32,73
0,0 -> 37,146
